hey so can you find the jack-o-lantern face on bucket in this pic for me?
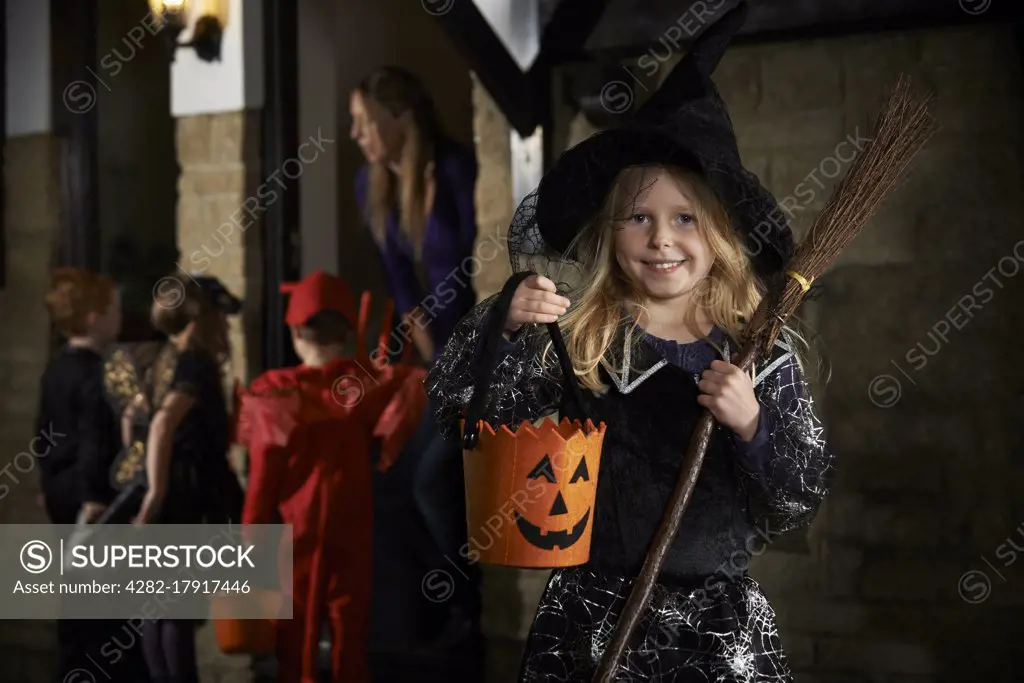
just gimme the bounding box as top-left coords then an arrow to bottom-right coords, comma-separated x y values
514,451 -> 592,551
462,417 -> 606,568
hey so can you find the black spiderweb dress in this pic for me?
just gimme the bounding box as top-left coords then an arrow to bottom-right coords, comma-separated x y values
427,305 -> 832,683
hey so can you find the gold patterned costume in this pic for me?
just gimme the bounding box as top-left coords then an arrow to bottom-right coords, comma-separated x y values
103,343 -> 179,491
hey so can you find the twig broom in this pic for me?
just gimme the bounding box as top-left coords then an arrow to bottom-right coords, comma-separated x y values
593,76 -> 938,682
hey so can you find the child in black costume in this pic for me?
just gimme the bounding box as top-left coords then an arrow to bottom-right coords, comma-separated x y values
135,274 -> 245,683
426,3 -> 833,681
36,268 -> 151,683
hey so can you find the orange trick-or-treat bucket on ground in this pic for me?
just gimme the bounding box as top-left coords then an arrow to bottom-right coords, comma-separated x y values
211,590 -> 283,655
461,274 -> 606,568
463,416 -> 606,567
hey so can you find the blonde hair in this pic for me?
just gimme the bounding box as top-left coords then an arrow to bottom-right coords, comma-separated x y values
550,165 -> 763,392
358,67 -> 442,258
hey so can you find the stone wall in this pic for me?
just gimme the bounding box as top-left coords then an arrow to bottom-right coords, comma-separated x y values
470,20 -> 1024,683
727,23 -> 1024,683
471,76 -> 515,301
175,109 -> 264,387
0,134 -> 62,680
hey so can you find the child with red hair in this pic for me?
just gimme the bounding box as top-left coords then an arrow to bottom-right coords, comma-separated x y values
36,267 -> 149,683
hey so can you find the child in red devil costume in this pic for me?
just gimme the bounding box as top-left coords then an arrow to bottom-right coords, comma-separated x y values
237,269 -> 426,683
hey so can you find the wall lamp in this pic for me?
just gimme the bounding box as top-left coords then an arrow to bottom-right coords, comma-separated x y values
148,0 -> 226,63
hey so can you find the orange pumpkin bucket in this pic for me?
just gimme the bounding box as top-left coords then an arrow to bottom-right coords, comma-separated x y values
462,275 -> 606,568
210,590 -> 284,655
463,416 -> 605,567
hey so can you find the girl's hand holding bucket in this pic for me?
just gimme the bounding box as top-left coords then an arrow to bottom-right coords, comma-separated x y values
462,271 -> 606,569
504,274 -> 571,335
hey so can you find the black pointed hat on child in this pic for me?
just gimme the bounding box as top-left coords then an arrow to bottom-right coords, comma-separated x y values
512,0 -> 793,291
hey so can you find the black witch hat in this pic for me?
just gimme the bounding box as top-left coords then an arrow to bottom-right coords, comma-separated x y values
191,274 -> 243,315
512,0 -> 793,291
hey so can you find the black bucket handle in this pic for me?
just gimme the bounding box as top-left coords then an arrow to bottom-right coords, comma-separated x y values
462,272 -> 584,451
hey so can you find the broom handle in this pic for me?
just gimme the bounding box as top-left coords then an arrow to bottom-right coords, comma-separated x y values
592,340 -> 760,682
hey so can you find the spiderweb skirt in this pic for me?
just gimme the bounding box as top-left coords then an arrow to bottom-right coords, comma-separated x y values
519,567 -> 792,683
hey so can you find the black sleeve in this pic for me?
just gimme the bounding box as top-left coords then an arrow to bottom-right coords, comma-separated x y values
34,384 -> 46,437
32,375 -> 53,481
734,337 -> 833,534
169,349 -> 208,399
76,373 -> 118,504
426,294 -> 563,443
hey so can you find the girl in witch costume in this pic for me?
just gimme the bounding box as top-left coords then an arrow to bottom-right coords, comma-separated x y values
426,3 -> 833,681
136,274 -> 245,683
136,274 -> 244,527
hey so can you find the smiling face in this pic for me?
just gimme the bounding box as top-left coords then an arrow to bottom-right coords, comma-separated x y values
514,451 -> 594,552
612,167 -> 715,305
462,419 -> 607,568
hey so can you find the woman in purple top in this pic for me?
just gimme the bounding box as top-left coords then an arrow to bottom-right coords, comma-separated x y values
351,66 -> 478,363
350,65 -> 482,656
